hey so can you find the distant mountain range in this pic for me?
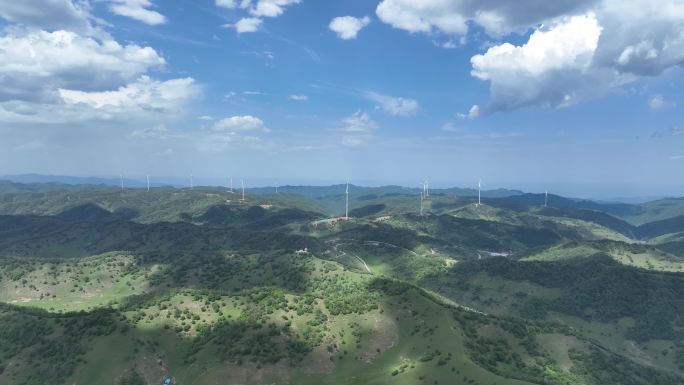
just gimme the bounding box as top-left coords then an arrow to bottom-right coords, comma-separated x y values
0,174 -> 524,199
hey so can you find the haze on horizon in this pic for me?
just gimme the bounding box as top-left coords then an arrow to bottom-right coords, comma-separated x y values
1,0 -> 683,198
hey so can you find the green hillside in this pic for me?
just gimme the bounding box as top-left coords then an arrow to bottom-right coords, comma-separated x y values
1,184 -> 684,385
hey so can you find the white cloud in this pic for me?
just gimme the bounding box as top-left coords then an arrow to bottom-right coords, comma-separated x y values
670,155 -> 684,161
243,0 -> 302,18
364,91 -> 419,116
213,115 -> 269,132
0,0 -> 92,32
376,0 -> 468,35
217,0 -> 301,33
0,29 -> 165,102
470,14 -> 610,111
198,115 -> 213,120
594,0 -> 684,76
59,76 -> 200,110
231,17 -> 262,33
288,94 -> 308,101
471,15 -> 601,80
0,79 -> 199,126
340,111 -> 377,147
648,95 -> 676,111
0,0 -> 206,158
375,0 -> 596,37
217,0 -> 301,19
467,105 -> 480,119
342,111 -> 377,133
109,0 -> 165,25
196,115 -> 270,152
377,0 -> 684,113
329,16 -> 370,40
215,0 -> 238,8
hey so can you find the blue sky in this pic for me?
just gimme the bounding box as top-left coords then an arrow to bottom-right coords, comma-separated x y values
0,0 -> 683,198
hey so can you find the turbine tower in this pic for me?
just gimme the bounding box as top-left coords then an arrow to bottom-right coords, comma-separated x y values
345,181 -> 349,220
545,190 -> 548,208
420,190 -> 424,216
146,175 -> 150,192
419,181 -> 428,216
241,179 -> 245,201
120,174 -> 124,192
230,177 -> 233,193
190,172 -> 194,190
477,179 -> 482,206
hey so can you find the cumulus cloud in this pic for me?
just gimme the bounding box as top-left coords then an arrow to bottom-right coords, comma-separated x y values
364,91 -> 419,116
248,0 -> 302,17
470,14 -> 606,111
288,94 -> 308,101
213,115 -> 269,132
59,76 -> 200,111
378,0 -> 684,113
216,0 -> 301,33
0,13 -> 199,132
0,0 -> 206,163
109,0 -> 166,25
230,17 -> 262,33
0,29 -> 165,102
593,0 -> 684,76
197,115 -> 270,152
648,95 -> 676,111
376,0 -> 597,37
329,16 -> 371,40
471,15 -> 601,81
0,0 -> 92,32
376,0 -> 468,35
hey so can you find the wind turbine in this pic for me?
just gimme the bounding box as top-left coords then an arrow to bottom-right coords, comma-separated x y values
240,179 -> 245,201
146,175 -> 150,192
477,179 -> 482,206
230,177 -> 233,193
345,181 -> 350,220
544,190 -> 548,208
419,182 -> 428,216
120,174 -> 124,192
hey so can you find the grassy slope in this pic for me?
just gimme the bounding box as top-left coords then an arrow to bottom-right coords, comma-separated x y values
424,255 -> 684,378
619,198 -> 684,226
